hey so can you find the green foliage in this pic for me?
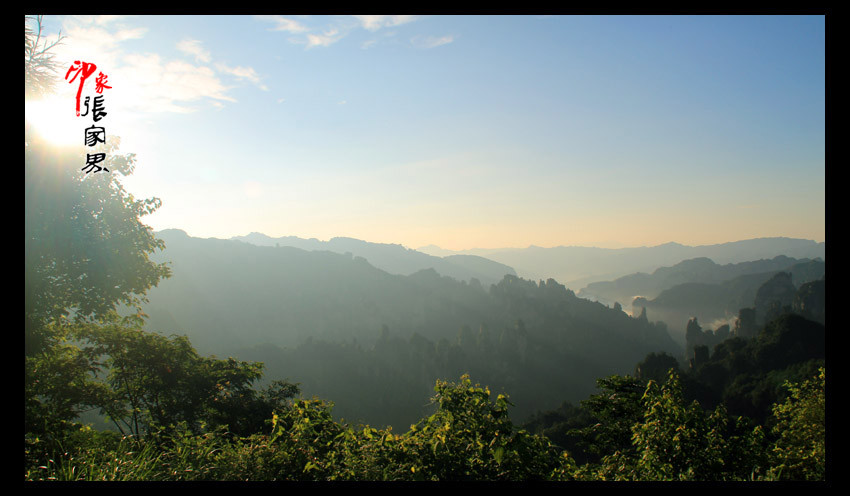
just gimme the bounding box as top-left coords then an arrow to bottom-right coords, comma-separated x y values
73,319 -> 266,437
768,367 -> 825,481
629,372 -> 731,480
191,430 -> 300,481
25,424 -> 239,481
25,369 -> 829,481
522,401 -> 594,465
26,428 -> 163,481
393,375 -> 568,480
24,319 -> 111,442
635,351 -> 680,383
573,375 -> 645,460
26,136 -> 171,351
26,111 -> 171,459
267,398 -> 347,480
26,18 -> 170,353
62,317 -> 298,440
590,370 -> 767,481
680,311 -> 825,425
254,375 -> 573,481
25,315 -> 299,476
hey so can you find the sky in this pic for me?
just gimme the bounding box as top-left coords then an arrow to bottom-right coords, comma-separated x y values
25,15 -> 826,251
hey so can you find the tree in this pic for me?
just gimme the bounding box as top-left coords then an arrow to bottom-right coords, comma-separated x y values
25,15 -> 64,99
26,137 -> 171,354
627,371 -> 731,480
768,367 -> 826,481
71,321 -> 297,438
572,374 -> 645,460
259,375 -> 573,481
393,374 -> 566,480
592,370 -> 767,481
25,314 -> 300,474
26,135 -> 171,443
24,319 -> 112,441
635,351 -> 680,383
26,15 -> 170,444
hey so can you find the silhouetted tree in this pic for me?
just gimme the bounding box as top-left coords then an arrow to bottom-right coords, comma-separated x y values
25,15 -> 64,99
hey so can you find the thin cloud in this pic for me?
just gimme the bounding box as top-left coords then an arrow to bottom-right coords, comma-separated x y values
114,27 -> 147,41
354,15 -> 418,31
50,17 -> 243,115
177,38 -> 212,63
52,22 -> 144,71
257,15 -> 419,50
94,15 -> 131,26
176,37 -> 266,91
411,34 -> 455,49
215,62 -> 268,91
254,15 -> 309,33
121,55 -> 237,114
306,28 -> 343,48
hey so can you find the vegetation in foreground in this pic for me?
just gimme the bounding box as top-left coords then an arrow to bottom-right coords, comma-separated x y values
25,317 -> 826,481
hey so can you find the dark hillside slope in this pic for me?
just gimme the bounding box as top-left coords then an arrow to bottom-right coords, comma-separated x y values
146,230 -> 496,353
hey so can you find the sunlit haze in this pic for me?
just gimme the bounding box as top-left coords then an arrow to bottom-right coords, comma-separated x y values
25,15 -> 826,251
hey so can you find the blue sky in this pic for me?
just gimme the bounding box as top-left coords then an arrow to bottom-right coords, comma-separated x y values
25,15 -> 825,250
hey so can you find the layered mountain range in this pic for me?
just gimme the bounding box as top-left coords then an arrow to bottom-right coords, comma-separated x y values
231,232 -> 517,287
137,230 -> 824,427
419,237 -> 825,290
580,256 -> 824,341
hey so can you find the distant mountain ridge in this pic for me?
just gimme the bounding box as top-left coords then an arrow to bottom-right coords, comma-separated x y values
419,237 -> 825,290
230,232 -> 516,287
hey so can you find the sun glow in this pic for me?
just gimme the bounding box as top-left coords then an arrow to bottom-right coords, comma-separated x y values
25,95 -> 87,148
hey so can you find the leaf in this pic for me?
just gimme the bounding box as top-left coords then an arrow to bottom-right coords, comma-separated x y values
493,446 -> 505,464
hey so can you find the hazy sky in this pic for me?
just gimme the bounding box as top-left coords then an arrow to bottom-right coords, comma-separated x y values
26,15 -> 825,250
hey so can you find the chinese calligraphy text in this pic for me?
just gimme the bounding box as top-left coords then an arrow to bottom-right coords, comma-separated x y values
66,60 -> 112,174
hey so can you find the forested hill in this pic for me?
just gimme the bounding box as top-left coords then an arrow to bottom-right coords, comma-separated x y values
146,229 -> 501,353
141,229 -> 681,427
230,231 -> 517,287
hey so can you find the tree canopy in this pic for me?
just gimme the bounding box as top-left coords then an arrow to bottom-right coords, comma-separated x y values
25,136 -> 171,355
